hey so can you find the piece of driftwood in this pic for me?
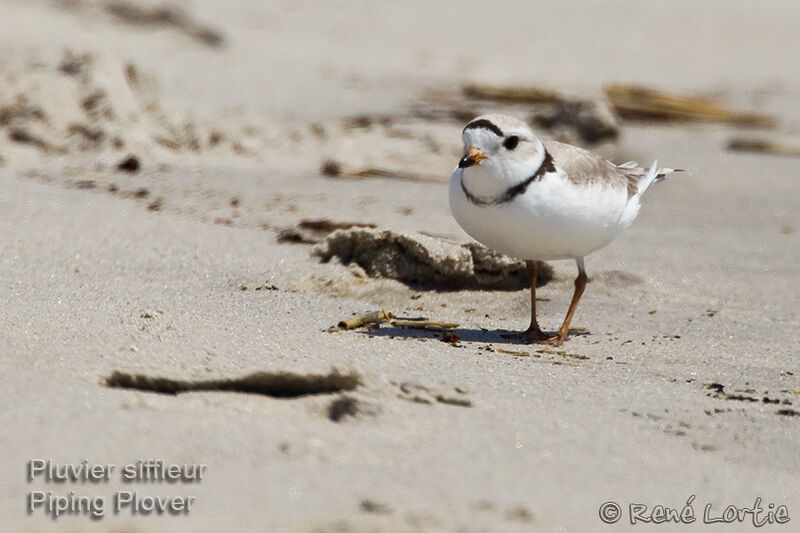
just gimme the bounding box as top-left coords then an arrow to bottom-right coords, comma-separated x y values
726,136 -> 800,157
463,84 -> 562,104
604,84 -> 775,127
336,310 -> 392,330
391,319 -> 459,330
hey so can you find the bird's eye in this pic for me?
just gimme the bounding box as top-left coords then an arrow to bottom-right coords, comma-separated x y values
503,136 -> 519,150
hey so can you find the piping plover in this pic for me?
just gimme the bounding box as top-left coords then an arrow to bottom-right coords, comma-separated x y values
449,114 -> 676,345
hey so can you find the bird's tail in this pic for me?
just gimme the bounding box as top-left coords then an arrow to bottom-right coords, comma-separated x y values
633,160 -> 681,199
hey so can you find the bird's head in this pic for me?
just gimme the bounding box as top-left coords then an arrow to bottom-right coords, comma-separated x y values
457,114 -> 546,198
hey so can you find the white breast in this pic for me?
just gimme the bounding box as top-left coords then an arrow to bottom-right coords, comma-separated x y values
449,168 -> 638,261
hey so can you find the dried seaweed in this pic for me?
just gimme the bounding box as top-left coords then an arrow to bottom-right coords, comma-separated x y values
605,84 -> 775,127
727,136 -> 800,157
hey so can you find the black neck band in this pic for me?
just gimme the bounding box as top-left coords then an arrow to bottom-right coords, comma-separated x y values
461,150 -> 555,207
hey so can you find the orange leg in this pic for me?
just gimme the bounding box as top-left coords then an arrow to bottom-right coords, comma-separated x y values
521,260 -> 554,342
545,257 -> 587,346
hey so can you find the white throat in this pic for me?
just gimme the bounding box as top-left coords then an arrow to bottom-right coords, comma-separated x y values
460,139 -> 547,201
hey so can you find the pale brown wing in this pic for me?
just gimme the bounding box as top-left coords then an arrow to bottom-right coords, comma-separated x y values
543,139 -> 640,198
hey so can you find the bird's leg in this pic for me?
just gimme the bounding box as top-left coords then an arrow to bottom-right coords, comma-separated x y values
521,260 -> 553,342
545,257 -> 587,346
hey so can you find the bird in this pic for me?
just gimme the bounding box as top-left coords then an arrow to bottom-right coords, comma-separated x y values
449,114 -> 676,345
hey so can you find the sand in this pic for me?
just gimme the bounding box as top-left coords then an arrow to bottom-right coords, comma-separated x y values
1,1 -> 799,531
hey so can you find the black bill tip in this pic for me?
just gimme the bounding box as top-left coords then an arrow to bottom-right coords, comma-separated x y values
458,154 -> 476,168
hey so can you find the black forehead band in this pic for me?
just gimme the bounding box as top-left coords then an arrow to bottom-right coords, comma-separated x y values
463,119 -> 504,137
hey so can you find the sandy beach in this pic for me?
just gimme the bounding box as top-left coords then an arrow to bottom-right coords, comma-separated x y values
2,1 -> 799,531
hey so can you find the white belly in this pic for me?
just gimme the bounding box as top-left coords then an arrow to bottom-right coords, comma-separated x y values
449,169 -> 639,261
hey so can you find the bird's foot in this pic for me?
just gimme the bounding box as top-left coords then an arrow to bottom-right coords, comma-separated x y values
541,333 -> 567,347
519,327 -> 557,344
